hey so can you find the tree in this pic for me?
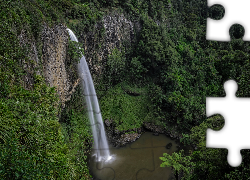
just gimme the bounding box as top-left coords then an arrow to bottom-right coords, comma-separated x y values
160,149 -> 195,179
160,115 -> 245,179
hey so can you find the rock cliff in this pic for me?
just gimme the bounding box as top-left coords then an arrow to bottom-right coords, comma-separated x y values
18,11 -> 141,111
17,10 -> 179,147
18,24 -> 79,110
42,24 -> 79,108
78,11 -> 140,81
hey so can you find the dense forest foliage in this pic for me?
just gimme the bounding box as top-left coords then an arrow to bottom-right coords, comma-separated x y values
1,0 -> 250,179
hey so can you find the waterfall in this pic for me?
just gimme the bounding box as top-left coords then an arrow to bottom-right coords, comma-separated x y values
67,28 -> 111,161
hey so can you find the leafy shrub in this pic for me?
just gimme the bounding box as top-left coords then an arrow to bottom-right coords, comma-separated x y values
105,48 -> 126,85
160,149 -> 195,179
0,75 -> 73,179
180,133 -> 192,146
100,83 -> 151,131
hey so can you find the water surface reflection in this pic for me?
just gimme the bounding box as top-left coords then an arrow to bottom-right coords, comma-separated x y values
88,132 -> 181,180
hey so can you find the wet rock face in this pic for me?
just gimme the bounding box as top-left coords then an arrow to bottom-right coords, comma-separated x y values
118,133 -> 141,146
104,119 -> 145,147
81,11 -> 140,81
18,24 -> 80,110
104,120 -> 183,147
166,143 -> 172,149
41,24 -> 79,109
143,122 -> 182,140
102,13 -> 134,55
18,30 -> 41,90
105,119 -> 112,127
144,122 -> 165,134
153,132 -> 159,136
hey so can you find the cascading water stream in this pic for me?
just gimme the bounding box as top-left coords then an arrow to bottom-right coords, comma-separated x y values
67,28 -> 111,161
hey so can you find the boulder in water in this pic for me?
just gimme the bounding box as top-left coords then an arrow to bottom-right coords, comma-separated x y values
166,143 -> 172,149
153,132 -> 159,136
105,119 -> 112,127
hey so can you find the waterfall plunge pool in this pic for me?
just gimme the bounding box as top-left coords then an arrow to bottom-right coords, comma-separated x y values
88,132 -> 189,180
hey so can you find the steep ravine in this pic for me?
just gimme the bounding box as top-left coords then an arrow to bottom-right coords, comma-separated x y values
17,10 -> 182,148
16,7 -> 184,160
18,11 -> 138,112
71,11 -> 183,147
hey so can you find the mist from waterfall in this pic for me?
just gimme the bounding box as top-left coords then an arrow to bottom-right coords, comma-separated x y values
67,28 -> 111,161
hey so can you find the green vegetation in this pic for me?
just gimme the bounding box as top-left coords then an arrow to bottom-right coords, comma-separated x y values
153,1 -> 250,179
160,115 -> 250,179
0,0 -> 99,179
100,83 -> 152,131
105,48 -> 126,86
97,0 -> 222,132
67,40 -> 85,64
2,0 -> 250,179
0,75 -> 72,179
60,85 -> 93,179
160,149 -> 194,179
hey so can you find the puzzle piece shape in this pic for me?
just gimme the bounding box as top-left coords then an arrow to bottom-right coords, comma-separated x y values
206,80 -> 250,167
207,0 -> 250,41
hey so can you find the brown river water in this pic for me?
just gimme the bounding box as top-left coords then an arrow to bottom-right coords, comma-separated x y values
88,132 -> 183,180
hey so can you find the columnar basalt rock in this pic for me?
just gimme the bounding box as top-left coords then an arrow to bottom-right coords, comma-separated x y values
18,30 -> 41,90
18,24 -> 80,109
41,24 -> 79,109
102,13 -> 134,55
80,12 -> 140,81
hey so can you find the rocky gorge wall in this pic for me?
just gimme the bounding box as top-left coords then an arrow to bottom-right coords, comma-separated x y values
41,24 -> 79,109
18,23 -> 80,110
78,11 -> 140,81
18,11 -> 138,111
17,10 -> 182,147
73,11 -> 183,147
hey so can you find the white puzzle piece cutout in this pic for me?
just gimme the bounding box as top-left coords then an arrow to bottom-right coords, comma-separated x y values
206,80 -> 250,167
207,0 -> 250,41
